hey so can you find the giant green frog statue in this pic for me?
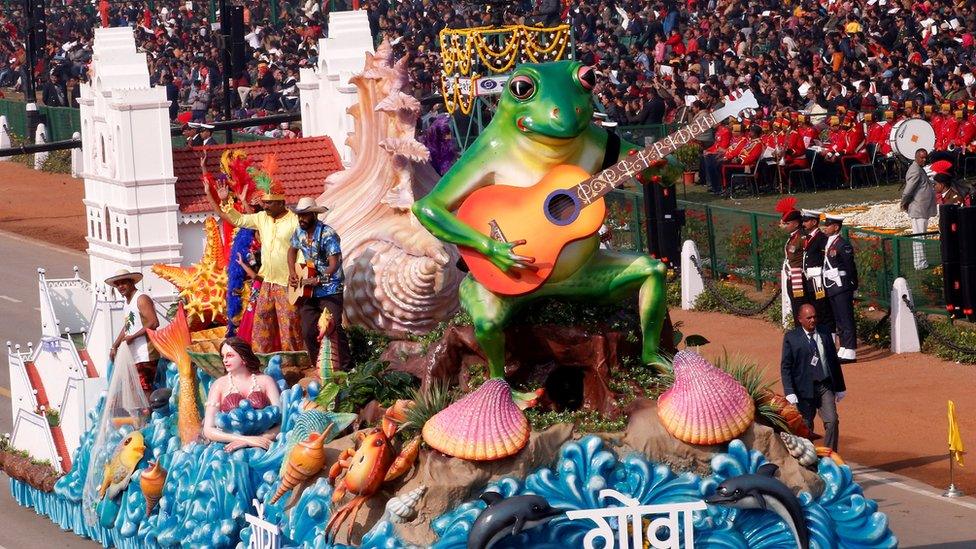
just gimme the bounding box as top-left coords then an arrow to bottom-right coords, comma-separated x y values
413,60 -> 668,384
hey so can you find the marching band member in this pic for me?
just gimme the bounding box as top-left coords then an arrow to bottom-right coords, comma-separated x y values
931,101 -> 958,162
865,110 -> 893,157
822,214 -> 858,362
821,115 -> 847,185
799,114 -> 820,147
822,115 -> 846,162
721,124 -> 764,191
779,114 -> 811,184
949,101 -> 975,157
703,119 -> 733,194
839,112 -> 869,183
965,101 -> 976,156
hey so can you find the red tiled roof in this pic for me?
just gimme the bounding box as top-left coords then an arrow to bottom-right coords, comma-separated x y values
173,136 -> 344,214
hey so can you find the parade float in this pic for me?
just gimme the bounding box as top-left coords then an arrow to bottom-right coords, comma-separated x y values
2,23 -> 897,549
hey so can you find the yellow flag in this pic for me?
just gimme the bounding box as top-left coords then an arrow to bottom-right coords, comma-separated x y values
949,400 -> 965,467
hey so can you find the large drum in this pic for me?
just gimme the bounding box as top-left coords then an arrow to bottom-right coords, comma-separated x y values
889,118 -> 935,161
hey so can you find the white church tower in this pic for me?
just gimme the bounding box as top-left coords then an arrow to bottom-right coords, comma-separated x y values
298,10 -> 374,166
77,27 -> 181,302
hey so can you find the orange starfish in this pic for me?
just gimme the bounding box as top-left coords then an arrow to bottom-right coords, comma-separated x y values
153,217 -> 228,329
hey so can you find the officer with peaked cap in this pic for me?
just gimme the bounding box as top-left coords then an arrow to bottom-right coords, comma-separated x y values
801,209 -> 834,331
822,214 -> 858,362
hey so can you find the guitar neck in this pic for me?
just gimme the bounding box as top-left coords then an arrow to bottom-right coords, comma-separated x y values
570,111 -> 720,206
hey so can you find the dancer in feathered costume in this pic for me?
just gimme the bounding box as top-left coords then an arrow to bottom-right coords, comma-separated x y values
201,150 -> 265,339
226,227 -> 257,337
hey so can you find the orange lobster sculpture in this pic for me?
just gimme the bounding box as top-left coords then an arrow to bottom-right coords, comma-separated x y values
326,400 -> 421,542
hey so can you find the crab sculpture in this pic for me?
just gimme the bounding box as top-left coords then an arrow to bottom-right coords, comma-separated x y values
326,400 -> 422,541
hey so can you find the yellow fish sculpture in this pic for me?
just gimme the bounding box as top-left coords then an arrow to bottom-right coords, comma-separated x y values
98,431 -> 146,500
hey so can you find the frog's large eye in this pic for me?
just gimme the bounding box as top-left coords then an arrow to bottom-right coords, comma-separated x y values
509,75 -> 536,101
577,65 -> 595,92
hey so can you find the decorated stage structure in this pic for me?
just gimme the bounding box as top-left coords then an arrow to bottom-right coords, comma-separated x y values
3,19 -> 898,549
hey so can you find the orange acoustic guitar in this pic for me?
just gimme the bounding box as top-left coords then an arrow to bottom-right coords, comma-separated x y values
456,90 -> 758,296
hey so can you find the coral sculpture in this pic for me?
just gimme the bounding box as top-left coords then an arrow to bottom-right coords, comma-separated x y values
657,350 -> 755,445
316,39 -> 464,335
152,217 -> 228,329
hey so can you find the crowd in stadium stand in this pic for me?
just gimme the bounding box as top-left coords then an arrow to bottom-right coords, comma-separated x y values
0,0 -> 975,150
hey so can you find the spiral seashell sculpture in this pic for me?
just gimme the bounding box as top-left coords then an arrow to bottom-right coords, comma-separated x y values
780,432 -> 818,467
316,40 -> 463,335
271,428 -> 331,504
657,350 -> 755,445
385,485 -> 427,523
139,461 -> 167,516
422,379 -> 530,461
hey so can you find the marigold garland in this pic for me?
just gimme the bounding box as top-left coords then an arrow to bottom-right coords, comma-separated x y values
438,24 -> 572,113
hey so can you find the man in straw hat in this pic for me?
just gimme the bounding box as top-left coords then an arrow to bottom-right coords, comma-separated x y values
106,269 -> 160,393
287,197 -> 349,369
217,162 -> 302,353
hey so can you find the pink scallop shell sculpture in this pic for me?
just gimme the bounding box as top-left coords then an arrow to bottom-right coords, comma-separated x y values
422,379 -> 529,461
657,350 -> 755,445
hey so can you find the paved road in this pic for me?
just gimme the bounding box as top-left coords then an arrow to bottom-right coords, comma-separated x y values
0,231 -> 972,547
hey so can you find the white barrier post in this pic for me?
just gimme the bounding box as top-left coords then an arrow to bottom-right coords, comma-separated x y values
890,277 -> 921,353
0,115 -> 10,161
780,268 -> 792,328
680,240 -> 704,310
70,132 -> 82,177
33,123 -> 48,170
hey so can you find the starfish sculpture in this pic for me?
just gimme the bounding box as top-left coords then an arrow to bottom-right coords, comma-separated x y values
153,217 -> 229,328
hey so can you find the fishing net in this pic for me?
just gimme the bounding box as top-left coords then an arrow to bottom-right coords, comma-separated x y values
82,343 -> 150,526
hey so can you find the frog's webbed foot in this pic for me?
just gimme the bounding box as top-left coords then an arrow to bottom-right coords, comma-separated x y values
513,388 -> 544,410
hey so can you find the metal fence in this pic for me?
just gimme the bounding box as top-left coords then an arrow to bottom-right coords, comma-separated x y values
604,188 -> 946,315
677,200 -> 946,315
1,99 -> 272,150
0,99 -> 81,142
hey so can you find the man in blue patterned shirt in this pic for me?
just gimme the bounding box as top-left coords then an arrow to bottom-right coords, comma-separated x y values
287,197 -> 350,369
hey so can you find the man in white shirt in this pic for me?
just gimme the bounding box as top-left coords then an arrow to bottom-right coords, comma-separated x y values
107,269 -> 160,394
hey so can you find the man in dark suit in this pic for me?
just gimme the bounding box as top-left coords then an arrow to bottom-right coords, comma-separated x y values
822,214 -> 858,362
781,303 -> 847,451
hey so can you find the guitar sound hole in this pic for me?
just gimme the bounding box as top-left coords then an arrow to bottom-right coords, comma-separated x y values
547,192 -> 577,223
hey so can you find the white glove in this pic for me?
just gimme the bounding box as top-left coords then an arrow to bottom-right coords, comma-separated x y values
785,394 -> 798,405
835,391 -> 847,402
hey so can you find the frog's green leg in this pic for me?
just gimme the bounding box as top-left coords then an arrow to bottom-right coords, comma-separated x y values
460,250 -> 668,379
458,275 -> 526,379
532,251 -> 668,366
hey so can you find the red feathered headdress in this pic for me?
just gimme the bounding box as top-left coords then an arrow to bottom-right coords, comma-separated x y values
930,160 -> 953,177
775,197 -> 801,223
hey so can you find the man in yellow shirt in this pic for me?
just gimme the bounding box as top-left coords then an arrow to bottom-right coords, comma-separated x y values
216,178 -> 302,353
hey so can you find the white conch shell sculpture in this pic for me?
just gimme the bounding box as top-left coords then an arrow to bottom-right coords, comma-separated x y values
317,40 -> 463,334
779,432 -> 818,467
385,485 -> 428,523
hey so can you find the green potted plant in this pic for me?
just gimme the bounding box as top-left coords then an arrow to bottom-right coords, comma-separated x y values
673,143 -> 703,185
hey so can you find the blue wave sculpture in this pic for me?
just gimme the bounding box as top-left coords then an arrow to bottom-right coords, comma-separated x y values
10,360 -> 896,549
